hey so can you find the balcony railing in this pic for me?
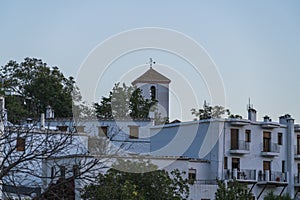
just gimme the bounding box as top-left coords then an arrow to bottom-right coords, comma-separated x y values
295,174 -> 300,185
295,145 -> 300,155
224,169 -> 256,181
262,142 -> 280,153
193,179 -> 218,185
231,140 -> 250,151
258,171 -> 287,182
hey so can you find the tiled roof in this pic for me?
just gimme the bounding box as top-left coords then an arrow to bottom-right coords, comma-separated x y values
132,67 -> 171,85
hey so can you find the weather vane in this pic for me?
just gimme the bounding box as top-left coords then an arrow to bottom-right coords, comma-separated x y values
148,58 -> 156,68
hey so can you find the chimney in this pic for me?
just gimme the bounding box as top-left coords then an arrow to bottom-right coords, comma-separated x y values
40,113 -> 45,130
46,105 -> 54,119
263,115 -> 271,122
279,114 -> 292,124
248,107 -> 257,122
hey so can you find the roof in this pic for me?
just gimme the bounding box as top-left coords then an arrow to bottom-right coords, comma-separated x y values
132,67 -> 171,85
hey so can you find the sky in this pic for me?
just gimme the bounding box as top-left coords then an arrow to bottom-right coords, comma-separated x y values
1,1 -> 300,122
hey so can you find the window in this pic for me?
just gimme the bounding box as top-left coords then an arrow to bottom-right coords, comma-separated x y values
60,166 -> 66,178
263,161 -> 271,181
73,165 -> 79,177
75,126 -> 85,133
263,161 -> 271,172
298,163 -> 300,174
232,158 -> 240,170
98,126 -> 108,137
282,160 -> 285,173
51,166 -> 56,179
297,136 -> 300,155
129,126 -> 139,139
245,130 -> 251,142
188,168 -> 196,181
263,132 -> 271,152
230,129 -> 239,150
278,133 -> 282,145
16,137 -> 25,151
150,86 -> 156,100
224,157 -> 228,169
57,125 -> 68,132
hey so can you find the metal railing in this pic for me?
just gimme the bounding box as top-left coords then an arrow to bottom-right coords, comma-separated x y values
231,140 -> 250,151
193,179 -> 218,185
258,171 -> 287,182
295,174 -> 300,184
224,169 -> 256,181
262,142 -> 280,153
295,145 -> 300,155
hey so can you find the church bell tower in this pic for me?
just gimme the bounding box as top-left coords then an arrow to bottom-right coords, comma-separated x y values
132,58 -> 171,119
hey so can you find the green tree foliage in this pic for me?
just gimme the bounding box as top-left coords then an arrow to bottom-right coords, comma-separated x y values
81,159 -> 190,200
264,191 -> 292,200
191,101 -> 232,120
215,179 -> 253,200
1,57 -> 77,121
228,114 -> 243,119
94,83 -> 157,119
4,95 -> 28,123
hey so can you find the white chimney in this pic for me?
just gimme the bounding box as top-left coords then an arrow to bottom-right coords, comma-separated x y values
46,105 -> 54,119
40,113 -> 45,130
263,115 -> 271,122
248,107 -> 257,122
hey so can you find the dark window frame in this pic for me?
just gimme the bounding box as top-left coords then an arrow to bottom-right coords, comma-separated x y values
245,129 -> 251,142
224,157 -> 228,169
129,126 -> 139,139
60,166 -> 66,178
16,137 -> 25,151
150,86 -> 156,100
98,126 -> 108,137
188,168 -> 197,181
278,132 -> 283,145
73,165 -> 80,177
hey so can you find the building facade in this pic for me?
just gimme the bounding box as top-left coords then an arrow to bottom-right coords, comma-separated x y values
150,107 -> 300,199
2,67 -> 300,200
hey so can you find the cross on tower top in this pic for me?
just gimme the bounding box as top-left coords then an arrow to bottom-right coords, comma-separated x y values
148,58 -> 156,68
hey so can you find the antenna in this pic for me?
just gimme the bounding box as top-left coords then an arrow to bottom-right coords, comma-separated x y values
247,97 -> 253,109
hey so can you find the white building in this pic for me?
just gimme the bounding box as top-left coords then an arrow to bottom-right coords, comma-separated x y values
3,66 -> 300,200
150,106 -> 300,199
41,67 -> 300,200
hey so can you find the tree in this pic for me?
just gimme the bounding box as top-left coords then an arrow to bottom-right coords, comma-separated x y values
264,191 -> 292,200
81,159 -> 190,200
0,120 -> 110,199
215,179 -> 253,200
94,83 -> 157,119
191,101 -> 231,120
4,95 -> 28,124
0,57 -> 77,121
228,114 -> 243,119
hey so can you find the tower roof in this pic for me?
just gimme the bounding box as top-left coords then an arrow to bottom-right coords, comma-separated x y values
132,67 -> 171,85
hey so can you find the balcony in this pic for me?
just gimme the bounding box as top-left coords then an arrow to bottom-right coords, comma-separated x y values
295,145 -> 300,159
261,143 -> 280,157
295,174 -> 300,186
258,171 -> 288,186
295,125 -> 300,132
261,122 -> 280,129
229,119 -> 250,126
193,179 -> 218,185
230,140 -> 250,154
224,169 -> 257,183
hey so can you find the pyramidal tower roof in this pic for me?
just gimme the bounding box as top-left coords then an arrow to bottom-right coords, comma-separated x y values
132,67 -> 171,85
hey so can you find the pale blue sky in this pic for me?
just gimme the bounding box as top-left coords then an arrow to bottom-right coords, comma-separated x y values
1,1 -> 300,122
